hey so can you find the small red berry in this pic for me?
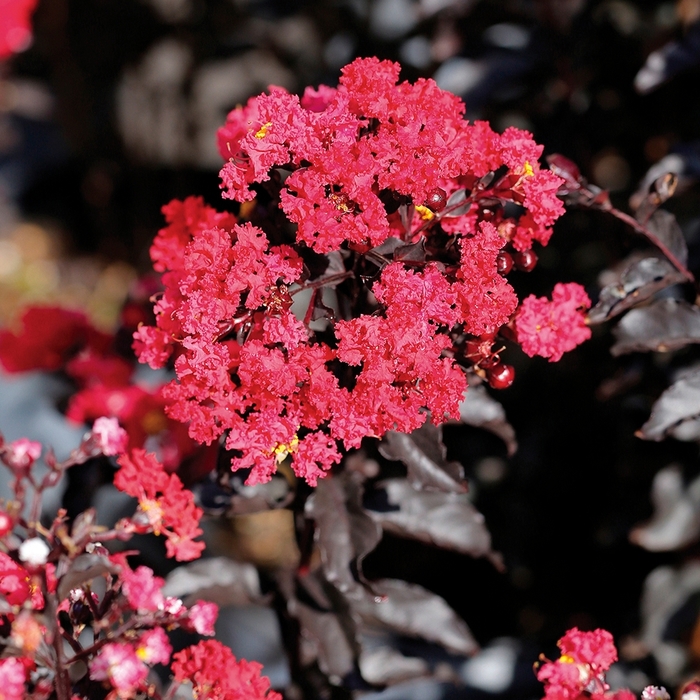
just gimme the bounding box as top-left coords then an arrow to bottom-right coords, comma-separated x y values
486,363 -> 515,389
424,187 -> 447,212
514,249 -> 538,272
496,252 -> 513,275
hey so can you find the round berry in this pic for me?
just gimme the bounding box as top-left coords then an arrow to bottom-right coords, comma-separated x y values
487,363 -> 515,390
424,187 -> 447,212
514,249 -> 538,272
496,252 -> 513,275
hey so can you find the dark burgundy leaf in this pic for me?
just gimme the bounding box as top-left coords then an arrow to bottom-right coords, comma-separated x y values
546,153 -> 583,189
306,474 -> 382,593
457,380 -> 518,456
358,646 -> 429,685
57,554 -> 119,601
442,189 -> 471,218
611,299 -> 700,356
379,423 -> 466,493
588,256 -> 686,324
637,368 -> 700,441
643,210 -> 688,268
371,237 -> 405,257
634,173 -> 679,224
290,590 -> 356,679
366,478 -> 493,559
350,578 -> 478,656
393,239 -> 428,263
162,556 -> 266,606
629,465 -> 700,551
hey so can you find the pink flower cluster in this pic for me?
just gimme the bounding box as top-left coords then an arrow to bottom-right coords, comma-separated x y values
172,639 -> 282,700
114,448 -> 205,560
538,628 -> 633,700
132,57 -> 590,486
516,283 -> 591,362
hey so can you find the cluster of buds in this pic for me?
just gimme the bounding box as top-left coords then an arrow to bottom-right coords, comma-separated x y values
0,422 -> 279,700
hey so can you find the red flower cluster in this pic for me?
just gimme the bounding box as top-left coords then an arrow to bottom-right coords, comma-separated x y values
114,449 -> 205,560
133,57 -> 588,486
516,283 -> 591,362
172,640 -> 282,700
538,628 -> 633,700
0,304 -> 196,469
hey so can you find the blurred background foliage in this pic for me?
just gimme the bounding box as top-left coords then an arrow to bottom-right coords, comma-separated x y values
4,0 -> 700,697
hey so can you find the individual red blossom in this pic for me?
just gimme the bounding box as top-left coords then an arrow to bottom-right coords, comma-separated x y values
171,639 -> 282,700
90,642 -> 149,697
114,449 -> 205,561
186,601 -> 219,636
516,283 -> 592,362
151,196 -> 237,274
121,565 -> 165,612
558,628 -> 617,671
0,552 -> 42,608
136,627 -> 172,666
455,222 -> 519,336
3,437 -> 42,472
91,417 -> 129,456
0,306 -> 110,373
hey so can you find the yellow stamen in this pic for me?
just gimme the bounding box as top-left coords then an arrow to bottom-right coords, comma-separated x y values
560,655 -> 575,664
272,435 -> 299,463
523,161 -> 534,177
254,122 -> 272,139
414,204 -> 435,220
139,498 -> 164,535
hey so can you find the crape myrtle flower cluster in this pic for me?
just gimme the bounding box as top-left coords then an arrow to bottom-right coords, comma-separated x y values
537,628 -> 664,700
0,423 -> 279,700
134,57 -> 591,486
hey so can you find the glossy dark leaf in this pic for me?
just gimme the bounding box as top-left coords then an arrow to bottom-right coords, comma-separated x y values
379,424 -> 466,493
637,368 -> 700,441
442,188 -> 471,218
306,474 -> 382,593
350,578 -> 478,656
588,256 -> 686,324
611,299 -> 700,356
162,556 -> 266,606
635,173 -> 679,224
366,478 -> 493,559
643,210 -> 688,268
457,382 -> 518,456
393,239 -> 428,263
630,465 -> 700,551
358,646 -> 429,685
290,595 -> 355,679
57,554 -> 118,601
